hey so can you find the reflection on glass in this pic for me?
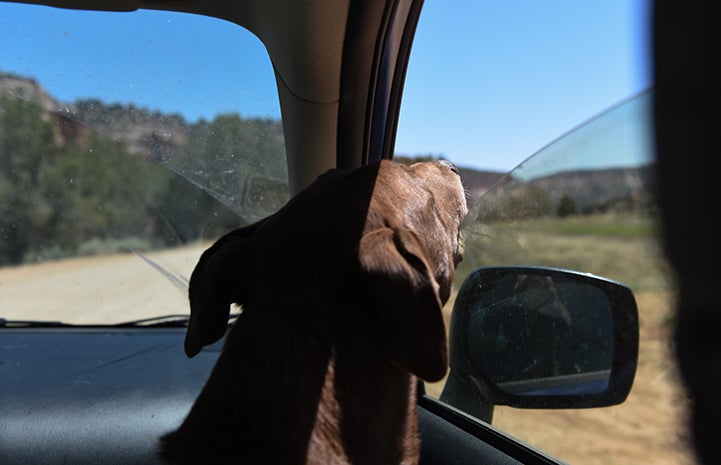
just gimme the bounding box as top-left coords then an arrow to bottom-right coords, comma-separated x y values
462,272 -> 613,396
454,269 -> 614,395
455,91 -> 662,294
508,90 -> 654,182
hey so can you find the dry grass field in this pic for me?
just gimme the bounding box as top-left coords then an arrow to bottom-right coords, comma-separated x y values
0,213 -> 696,465
425,213 -> 695,465
477,291 -> 691,465
424,288 -> 693,465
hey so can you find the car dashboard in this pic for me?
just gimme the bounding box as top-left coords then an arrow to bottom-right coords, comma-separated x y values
0,328 -> 531,465
0,329 -> 218,464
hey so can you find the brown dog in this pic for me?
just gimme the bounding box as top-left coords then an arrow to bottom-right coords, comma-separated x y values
159,159 -> 467,465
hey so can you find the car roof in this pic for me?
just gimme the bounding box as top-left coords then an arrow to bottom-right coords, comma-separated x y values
9,0 -> 419,195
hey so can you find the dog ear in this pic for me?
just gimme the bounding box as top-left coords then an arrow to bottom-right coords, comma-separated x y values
358,227 -> 448,382
184,222 -> 261,358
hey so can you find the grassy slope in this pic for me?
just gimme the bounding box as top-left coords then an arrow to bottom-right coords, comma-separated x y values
428,212 -> 691,465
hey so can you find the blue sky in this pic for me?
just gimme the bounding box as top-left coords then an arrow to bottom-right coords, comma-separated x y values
0,1 -> 652,172
397,0 -> 652,171
0,4 -> 280,118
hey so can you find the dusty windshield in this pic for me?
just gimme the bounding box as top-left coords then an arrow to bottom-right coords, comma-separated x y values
0,4 -> 287,324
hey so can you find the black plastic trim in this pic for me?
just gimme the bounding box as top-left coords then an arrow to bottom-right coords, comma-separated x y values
418,395 -> 566,465
337,0 -> 424,169
378,0 -> 423,161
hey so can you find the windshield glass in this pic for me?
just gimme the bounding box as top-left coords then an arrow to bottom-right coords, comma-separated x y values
0,4 -> 287,324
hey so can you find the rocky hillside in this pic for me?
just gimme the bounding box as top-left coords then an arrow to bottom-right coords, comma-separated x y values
72,99 -> 191,161
0,71 -> 287,265
525,165 -> 655,212
1,71 -> 653,221
0,73 -> 61,113
1,72 -> 194,160
473,164 -> 655,221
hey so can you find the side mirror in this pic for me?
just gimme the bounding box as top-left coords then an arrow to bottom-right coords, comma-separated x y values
440,266 -> 639,423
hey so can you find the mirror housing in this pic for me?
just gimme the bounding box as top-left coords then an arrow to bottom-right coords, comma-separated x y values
440,266 -> 639,423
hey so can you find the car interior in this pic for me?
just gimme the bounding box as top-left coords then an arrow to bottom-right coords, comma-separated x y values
1,1 -> 719,464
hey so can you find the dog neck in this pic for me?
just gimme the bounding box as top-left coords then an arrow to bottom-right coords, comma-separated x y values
307,342 -> 420,465
162,307 -> 420,465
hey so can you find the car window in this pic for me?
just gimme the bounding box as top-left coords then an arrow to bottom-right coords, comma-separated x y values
396,2 -> 691,465
0,4 -> 287,325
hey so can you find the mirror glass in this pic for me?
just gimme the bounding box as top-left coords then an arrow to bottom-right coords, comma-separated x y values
459,269 -> 614,396
447,266 -> 634,405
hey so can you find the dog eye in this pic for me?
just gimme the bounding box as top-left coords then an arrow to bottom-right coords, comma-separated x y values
438,159 -> 459,175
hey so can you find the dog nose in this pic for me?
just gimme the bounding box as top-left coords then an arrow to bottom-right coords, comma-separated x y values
438,159 -> 459,175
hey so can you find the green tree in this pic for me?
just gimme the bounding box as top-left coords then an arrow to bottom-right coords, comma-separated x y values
1,93 -> 289,264
177,114 -> 287,222
0,97 -> 57,264
507,185 -> 553,220
557,194 -> 577,217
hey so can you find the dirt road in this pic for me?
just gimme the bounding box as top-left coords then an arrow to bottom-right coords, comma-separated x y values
0,244 -> 207,324
487,291 -> 693,465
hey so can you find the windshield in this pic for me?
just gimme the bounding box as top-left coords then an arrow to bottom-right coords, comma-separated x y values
0,4 -> 287,325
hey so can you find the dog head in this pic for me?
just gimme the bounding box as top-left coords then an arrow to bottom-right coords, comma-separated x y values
184,159 -> 467,382
357,160 -> 467,381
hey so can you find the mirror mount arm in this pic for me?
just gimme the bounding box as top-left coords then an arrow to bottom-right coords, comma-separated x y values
440,370 -> 495,423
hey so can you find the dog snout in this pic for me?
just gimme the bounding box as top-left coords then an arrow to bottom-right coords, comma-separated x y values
437,159 -> 459,175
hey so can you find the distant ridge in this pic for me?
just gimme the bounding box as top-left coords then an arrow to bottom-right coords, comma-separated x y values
2,70 -> 653,216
